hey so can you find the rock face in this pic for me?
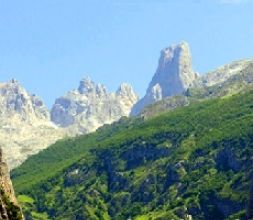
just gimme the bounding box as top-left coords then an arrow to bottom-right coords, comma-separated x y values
139,59 -> 253,119
51,78 -> 138,134
131,42 -> 198,115
188,59 -> 253,99
0,79 -> 49,122
0,78 -> 137,169
0,80 -> 64,169
192,59 -> 253,88
132,41 -> 253,118
0,149 -> 23,220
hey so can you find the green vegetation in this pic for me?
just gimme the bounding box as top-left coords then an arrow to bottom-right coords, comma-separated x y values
12,89 -> 253,219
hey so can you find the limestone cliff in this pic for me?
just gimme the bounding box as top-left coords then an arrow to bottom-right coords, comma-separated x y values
131,42 -> 198,115
0,80 -> 64,169
0,78 -> 137,169
139,59 -> 253,119
51,78 -> 138,134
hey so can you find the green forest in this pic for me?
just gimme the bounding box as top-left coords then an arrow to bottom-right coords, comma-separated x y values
12,88 -> 253,219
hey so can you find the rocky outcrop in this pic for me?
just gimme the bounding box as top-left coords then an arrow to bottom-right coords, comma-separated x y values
0,80 -> 64,169
137,58 -> 253,118
131,42 -> 198,115
192,59 -> 253,88
0,79 -> 49,122
131,42 -> 253,118
51,78 -> 138,134
0,149 -> 23,219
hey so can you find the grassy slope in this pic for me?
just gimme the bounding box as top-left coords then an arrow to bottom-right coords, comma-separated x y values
12,89 -> 253,219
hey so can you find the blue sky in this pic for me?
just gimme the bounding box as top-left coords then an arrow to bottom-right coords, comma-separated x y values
0,0 -> 253,107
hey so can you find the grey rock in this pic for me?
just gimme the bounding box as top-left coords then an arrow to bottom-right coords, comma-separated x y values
192,59 -> 253,88
78,77 -> 96,94
131,42 -> 198,115
188,60 -> 253,99
51,78 -> 138,134
0,80 -> 64,169
137,58 -> 253,119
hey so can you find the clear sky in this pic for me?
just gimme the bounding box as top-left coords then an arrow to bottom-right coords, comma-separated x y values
0,0 -> 253,107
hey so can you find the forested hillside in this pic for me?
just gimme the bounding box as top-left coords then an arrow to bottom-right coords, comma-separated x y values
12,88 -> 253,219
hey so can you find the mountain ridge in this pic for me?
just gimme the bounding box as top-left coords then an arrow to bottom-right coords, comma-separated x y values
1,42 -> 253,169
50,77 -> 138,135
0,78 -> 138,169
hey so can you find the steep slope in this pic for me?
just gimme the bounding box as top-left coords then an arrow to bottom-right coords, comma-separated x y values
0,149 -> 23,220
12,88 -> 253,220
0,80 -> 64,169
188,59 -> 253,99
51,78 -> 138,135
131,42 -> 198,115
192,59 -> 252,88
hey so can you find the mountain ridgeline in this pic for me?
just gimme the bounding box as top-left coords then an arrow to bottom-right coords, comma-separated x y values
0,78 -> 138,169
51,78 -> 138,135
2,42 -> 253,169
4,41 -> 253,219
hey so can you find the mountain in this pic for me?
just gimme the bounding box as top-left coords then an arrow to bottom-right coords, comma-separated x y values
131,42 -> 253,118
139,59 -> 253,119
0,78 -> 138,169
0,80 -> 64,169
51,78 -> 138,135
131,42 -> 198,115
0,149 -> 23,219
12,88 -> 253,219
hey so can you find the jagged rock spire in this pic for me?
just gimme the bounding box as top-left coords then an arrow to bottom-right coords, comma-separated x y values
78,77 -> 96,94
51,78 -> 138,133
131,41 -> 198,115
0,80 -> 63,169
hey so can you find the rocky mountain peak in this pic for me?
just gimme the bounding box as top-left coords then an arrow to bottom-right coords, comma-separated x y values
51,78 -> 138,134
131,41 -> 198,115
96,83 -> 107,96
0,80 -> 49,122
78,77 -> 96,94
0,80 -> 64,169
116,83 -> 137,98
161,41 -> 189,63
149,41 -> 196,96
